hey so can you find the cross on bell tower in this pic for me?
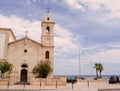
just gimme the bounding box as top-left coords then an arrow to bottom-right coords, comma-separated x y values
47,7 -> 50,13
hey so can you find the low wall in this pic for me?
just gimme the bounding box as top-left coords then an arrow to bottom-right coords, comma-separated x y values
30,76 -> 66,86
0,79 -> 9,86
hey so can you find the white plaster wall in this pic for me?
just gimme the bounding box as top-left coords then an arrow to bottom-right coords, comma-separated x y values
9,33 -> 15,43
9,36 -> 14,43
0,34 -> 6,59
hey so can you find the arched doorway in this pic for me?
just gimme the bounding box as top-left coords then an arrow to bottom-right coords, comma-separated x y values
20,69 -> 27,82
20,64 -> 28,82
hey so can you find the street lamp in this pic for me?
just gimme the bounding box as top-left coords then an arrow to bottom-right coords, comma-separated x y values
90,60 -> 92,76
78,49 -> 84,78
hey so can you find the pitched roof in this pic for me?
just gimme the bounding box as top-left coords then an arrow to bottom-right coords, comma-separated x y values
8,37 -> 43,46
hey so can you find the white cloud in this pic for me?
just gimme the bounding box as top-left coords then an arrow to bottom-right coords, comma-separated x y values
54,24 -> 80,52
63,0 -> 84,11
89,49 -> 120,63
63,0 -> 120,19
82,0 -> 120,19
0,14 -> 41,42
82,0 -> 120,11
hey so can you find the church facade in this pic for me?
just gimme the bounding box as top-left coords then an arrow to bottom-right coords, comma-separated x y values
0,12 -> 55,84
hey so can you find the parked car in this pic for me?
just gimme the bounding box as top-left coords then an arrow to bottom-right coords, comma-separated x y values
109,76 -> 119,84
67,76 -> 77,83
94,78 -> 98,80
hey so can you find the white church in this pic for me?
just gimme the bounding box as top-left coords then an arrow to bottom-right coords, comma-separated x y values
0,12 -> 61,85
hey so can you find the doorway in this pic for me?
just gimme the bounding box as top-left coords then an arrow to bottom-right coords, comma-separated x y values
20,69 -> 27,82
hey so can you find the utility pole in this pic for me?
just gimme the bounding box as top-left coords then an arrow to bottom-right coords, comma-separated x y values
79,49 -> 81,77
90,60 -> 92,76
79,49 -> 84,78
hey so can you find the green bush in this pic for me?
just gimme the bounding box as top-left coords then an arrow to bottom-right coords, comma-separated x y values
32,61 -> 52,78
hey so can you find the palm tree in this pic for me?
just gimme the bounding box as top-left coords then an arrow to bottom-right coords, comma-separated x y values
94,63 -> 99,78
98,63 -> 103,78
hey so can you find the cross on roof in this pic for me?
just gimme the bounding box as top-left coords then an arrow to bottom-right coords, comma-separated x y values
47,7 -> 50,13
26,31 -> 28,37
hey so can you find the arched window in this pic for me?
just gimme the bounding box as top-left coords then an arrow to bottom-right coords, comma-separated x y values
46,26 -> 50,32
45,51 -> 49,59
21,64 -> 28,68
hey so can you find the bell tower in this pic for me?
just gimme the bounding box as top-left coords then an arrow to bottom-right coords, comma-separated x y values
41,11 -> 55,46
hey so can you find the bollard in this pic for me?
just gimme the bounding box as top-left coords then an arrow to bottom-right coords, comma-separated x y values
7,81 -> 9,88
72,80 -> 74,90
40,81 -> 41,90
87,80 -> 89,88
40,81 -> 41,87
56,80 -> 57,89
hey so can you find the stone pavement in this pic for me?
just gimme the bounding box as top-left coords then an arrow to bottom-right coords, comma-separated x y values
0,82 -> 120,91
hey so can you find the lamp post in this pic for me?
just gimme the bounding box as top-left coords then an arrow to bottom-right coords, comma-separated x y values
90,60 -> 92,76
79,49 -> 81,77
79,49 -> 84,78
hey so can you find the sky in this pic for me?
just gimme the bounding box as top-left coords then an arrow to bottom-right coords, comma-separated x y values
0,0 -> 120,76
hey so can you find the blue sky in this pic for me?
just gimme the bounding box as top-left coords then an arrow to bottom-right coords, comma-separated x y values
0,0 -> 120,76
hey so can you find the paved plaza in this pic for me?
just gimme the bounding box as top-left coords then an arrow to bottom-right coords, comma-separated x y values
0,82 -> 120,91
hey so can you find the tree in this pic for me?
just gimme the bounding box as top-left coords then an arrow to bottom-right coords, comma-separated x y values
32,61 -> 52,78
94,63 -> 99,78
98,63 -> 103,78
94,63 -> 103,78
0,61 -> 13,79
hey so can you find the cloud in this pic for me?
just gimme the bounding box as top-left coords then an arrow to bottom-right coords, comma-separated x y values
88,49 -> 120,63
54,24 -> 80,52
0,14 -> 41,42
63,0 -> 84,11
62,0 -> 120,20
82,0 -> 120,19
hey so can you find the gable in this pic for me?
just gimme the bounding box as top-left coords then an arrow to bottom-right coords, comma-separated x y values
8,37 -> 42,47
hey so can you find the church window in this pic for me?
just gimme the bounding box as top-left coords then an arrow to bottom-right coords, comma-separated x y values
47,17 -> 49,20
24,49 -> 27,53
46,26 -> 50,32
45,51 -> 49,59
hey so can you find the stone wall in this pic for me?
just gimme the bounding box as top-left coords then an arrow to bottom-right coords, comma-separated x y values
30,76 -> 66,86
0,79 -> 9,86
